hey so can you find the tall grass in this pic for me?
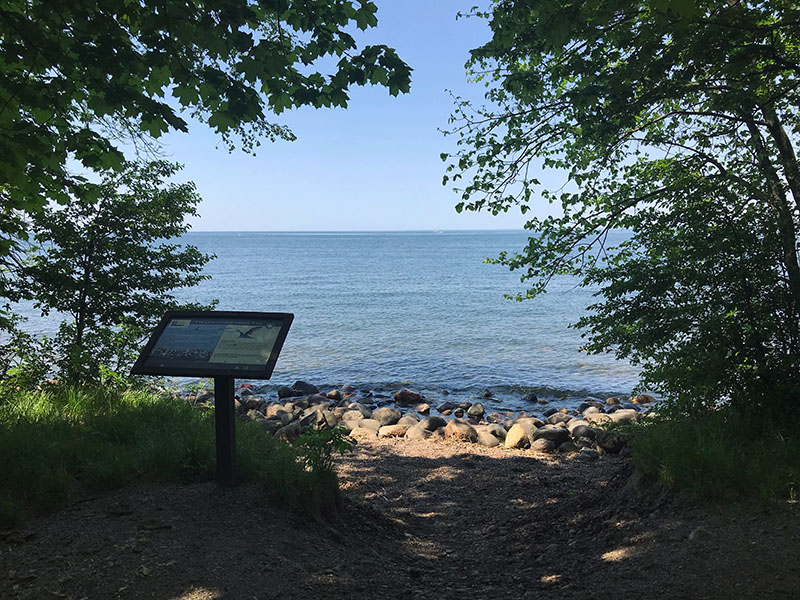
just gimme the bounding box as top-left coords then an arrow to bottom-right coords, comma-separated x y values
0,387 -> 324,527
631,406 -> 800,502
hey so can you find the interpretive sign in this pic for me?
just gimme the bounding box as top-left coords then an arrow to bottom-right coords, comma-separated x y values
131,311 -> 293,379
131,310 -> 294,487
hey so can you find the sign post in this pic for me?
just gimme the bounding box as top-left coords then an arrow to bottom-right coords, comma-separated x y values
214,376 -> 236,487
131,311 -> 294,487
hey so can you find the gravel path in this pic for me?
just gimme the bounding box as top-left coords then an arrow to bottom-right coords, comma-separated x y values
3,437 -> 800,599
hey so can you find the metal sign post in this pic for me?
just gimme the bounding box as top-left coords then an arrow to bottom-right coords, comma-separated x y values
214,376 -> 236,487
131,311 -> 294,487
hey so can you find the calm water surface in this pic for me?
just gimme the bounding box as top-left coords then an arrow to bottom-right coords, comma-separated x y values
15,230 -> 641,411
170,230 -> 640,409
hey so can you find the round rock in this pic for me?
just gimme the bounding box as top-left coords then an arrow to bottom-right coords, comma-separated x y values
372,407 -> 401,426
378,424 -> 411,438
394,388 -> 422,407
532,438 -> 556,453
504,423 -> 533,449
444,420 -> 478,443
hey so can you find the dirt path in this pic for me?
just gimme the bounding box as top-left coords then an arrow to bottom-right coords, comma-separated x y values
3,438 -> 800,599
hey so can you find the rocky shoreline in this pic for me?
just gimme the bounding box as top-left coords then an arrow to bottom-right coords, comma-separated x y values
179,380 -> 655,459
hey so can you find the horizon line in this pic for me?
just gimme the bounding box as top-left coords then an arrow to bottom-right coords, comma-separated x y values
186,227 -> 528,233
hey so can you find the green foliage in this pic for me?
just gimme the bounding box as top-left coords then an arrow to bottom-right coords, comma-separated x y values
0,0 -> 412,248
631,407 -> 800,501
295,424 -> 355,475
7,160 -> 215,385
446,0 -> 800,410
0,386 -> 325,527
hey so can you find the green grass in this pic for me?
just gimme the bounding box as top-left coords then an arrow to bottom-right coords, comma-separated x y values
0,387 -> 329,528
631,405 -> 800,502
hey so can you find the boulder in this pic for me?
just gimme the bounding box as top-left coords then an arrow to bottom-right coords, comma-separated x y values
477,431 -> 501,448
595,430 -> 627,454
338,419 -> 358,432
348,402 -> 372,418
257,418 -> 284,435
522,392 -> 539,403
516,416 -> 545,429
307,394 -> 330,407
558,441 -> 577,454
570,424 -> 596,440
542,408 -> 558,417
394,388 -> 422,407
632,393 -> 656,405
485,412 -> 506,424
277,385 -> 302,399
350,427 -> 377,439
453,408 -> 465,418
546,412 -> 572,425
583,406 -> 602,416
532,438 -> 556,453
264,403 -> 284,419
532,426 -> 570,446
327,389 -> 342,401
484,423 -> 507,441
359,419 -> 381,432
341,410 -> 366,423
245,409 -> 266,422
437,402 -> 456,413
429,427 -> 446,441
293,381 -> 319,395
575,436 -> 596,449
378,424 -> 411,438
467,402 -> 485,420
405,425 -> 432,441
242,396 -> 261,410
578,448 -> 600,461
585,412 -> 612,425
274,421 -> 303,443
609,409 -> 640,424
397,414 -> 421,428
605,397 -> 621,405
299,409 -> 338,429
504,423 -> 533,449
414,403 -> 431,415
419,416 -> 447,432
372,407 -> 401,426
444,420 -> 478,443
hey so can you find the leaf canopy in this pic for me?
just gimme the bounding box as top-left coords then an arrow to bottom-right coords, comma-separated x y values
446,0 -> 800,409
0,0 -> 412,241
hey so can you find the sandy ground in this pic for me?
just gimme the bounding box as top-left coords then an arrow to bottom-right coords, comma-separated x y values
2,437 -> 800,599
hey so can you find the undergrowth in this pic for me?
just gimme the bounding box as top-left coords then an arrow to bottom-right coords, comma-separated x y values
631,405 -> 800,502
0,386 -> 343,527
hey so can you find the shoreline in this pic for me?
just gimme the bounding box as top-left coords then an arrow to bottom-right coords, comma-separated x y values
176,380 -> 656,457
168,376 -> 651,418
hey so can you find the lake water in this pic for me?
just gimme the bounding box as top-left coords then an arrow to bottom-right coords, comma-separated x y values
168,230 -> 640,410
13,230 -> 642,411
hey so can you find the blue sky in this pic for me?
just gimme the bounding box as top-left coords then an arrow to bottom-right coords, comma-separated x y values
163,1 -> 543,232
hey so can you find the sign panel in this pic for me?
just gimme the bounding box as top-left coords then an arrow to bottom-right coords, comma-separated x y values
131,311 -> 294,379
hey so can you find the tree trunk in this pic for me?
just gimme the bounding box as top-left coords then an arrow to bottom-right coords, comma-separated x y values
743,116 -> 800,350
760,104 -> 800,215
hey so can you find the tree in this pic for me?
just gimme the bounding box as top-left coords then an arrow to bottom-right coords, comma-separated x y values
11,161 -> 214,384
0,0 -> 412,255
444,0 -> 800,411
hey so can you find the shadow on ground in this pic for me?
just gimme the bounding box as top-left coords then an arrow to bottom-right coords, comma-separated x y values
2,440 -> 799,599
